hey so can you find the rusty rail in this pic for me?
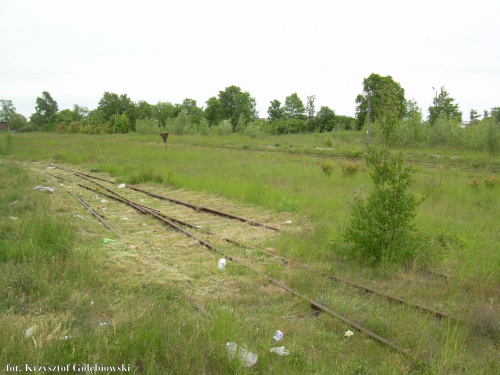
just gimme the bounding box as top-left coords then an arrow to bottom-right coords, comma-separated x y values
330,276 -> 456,321
66,190 -> 119,237
55,165 -> 280,232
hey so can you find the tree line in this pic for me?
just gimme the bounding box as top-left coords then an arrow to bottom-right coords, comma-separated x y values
1,75 -> 499,152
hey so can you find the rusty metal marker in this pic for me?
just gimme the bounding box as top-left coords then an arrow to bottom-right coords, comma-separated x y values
160,133 -> 169,148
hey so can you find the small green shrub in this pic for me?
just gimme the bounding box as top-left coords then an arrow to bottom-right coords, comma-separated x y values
339,162 -> 359,176
320,162 -> 334,175
344,148 -> 420,264
484,176 -> 498,188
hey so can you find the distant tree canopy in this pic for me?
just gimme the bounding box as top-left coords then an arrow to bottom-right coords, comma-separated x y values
204,85 -> 258,130
427,86 -> 462,125
355,73 -> 407,130
0,99 -> 16,122
30,91 -> 59,129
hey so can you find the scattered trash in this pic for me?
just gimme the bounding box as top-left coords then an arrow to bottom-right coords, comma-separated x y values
90,301 -> 94,306
100,199 -> 108,203
103,238 -> 117,244
219,305 -> 233,312
117,183 -> 126,189
273,330 -> 283,341
120,217 -> 130,221
33,186 -> 55,194
344,330 -> 354,338
270,346 -> 289,356
60,183 -> 64,186
97,206 -> 107,211
25,326 -> 38,338
46,166 -> 56,170
99,322 -> 108,327
142,223 -> 147,226
226,342 -> 258,367
195,225 -> 203,229
9,200 -> 18,205
140,199 -> 144,202
9,216 -> 18,220
218,258 -> 226,271
70,214 -> 84,219
285,220 -> 292,224
129,245 -> 136,249
60,335 -> 71,340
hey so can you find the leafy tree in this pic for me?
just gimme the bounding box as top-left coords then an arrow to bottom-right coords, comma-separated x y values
283,93 -> 305,120
306,95 -> 316,123
469,109 -> 480,124
177,98 -> 203,125
30,91 -> 58,129
491,107 -> 500,123
136,100 -> 153,120
97,92 -> 134,124
204,96 -> 225,126
171,110 -> 190,135
375,80 -> 404,148
427,86 -> 462,125
0,99 -> 16,122
355,73 -> 407,130
153,102 -> 176,127
405,99 -> 421,119
314,106 -> 336,131
217,86 -> 258,130
7,113 -> 28,131
267,99 -> 284,123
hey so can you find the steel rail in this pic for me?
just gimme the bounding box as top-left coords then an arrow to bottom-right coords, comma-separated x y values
55,165 -> 280,232
330,276 -> 456,321
66,190 -> 120,237
77,182 -> 411,358
126,185 -> 280,232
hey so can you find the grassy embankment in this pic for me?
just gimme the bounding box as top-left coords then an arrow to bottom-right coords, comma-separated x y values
0,131 -> 498,374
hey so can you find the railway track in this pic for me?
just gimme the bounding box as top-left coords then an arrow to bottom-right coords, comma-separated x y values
44,165 -> 475,363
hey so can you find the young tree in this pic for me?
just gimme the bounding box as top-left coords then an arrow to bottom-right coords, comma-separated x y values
30,91 -> 58,129
267,99 -> 284,122
427,86 -> 462,125
7,113 -> 28,131
153,102 -> 176,128
204,96 -> 225,126
355,73 -> 407,130
283,93 -> 305,120
306,95 -> 316,123
0,99 -> 16,122
314,106 -> 336,132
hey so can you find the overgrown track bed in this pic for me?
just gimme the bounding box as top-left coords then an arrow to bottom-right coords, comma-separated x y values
38,164 -> 491,365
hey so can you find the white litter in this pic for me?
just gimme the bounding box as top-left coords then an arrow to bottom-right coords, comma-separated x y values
117,183 -> 126,189
120,217 -> 130,221
218,258 -> 226,271
46,166 -> 56,170
9,200 -> 18,205
33,186 -> 55,193
70,214 -> 84,219
100,199 -> 108,203
99,322 -> 108,327
9,216 -> 18,220
142,223 -> 147,226
285,220 -> 292,224
226,342 -> 258,367
344,330 -> 354,338
270,346 -> 289,356
90,301 -> 94,306
273,330 -> 283,341
25,326 -> 38,338
61,335 -> 71,340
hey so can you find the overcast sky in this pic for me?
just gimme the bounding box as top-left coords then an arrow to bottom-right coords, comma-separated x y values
1,0 -> 499,121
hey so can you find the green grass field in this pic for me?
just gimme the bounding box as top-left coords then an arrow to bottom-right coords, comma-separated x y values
0,131 -> 499,374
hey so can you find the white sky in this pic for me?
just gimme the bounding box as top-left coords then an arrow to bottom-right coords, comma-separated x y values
1,0 -> 499,121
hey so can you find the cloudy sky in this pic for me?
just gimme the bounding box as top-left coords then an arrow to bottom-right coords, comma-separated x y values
1,0 -> 499,121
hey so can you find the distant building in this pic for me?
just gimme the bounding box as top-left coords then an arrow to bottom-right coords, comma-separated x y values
0,121 -> 9,131
460,121 -> 470,128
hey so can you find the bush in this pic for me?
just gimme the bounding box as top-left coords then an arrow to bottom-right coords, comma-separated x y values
243,122 -> 262,138
214,119 -> 233,135
339,162 -> 360,176
345,148 -> 420,264
320,162 -> 334,175
135,118 -> 162,135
